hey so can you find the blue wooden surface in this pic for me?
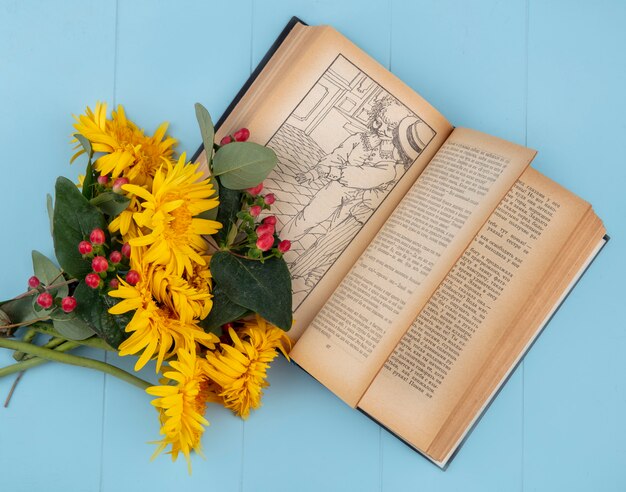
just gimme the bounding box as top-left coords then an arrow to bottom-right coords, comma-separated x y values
0,1 -> 624,490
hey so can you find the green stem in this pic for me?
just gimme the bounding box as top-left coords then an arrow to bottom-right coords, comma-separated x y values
29,323 -> 115,351
0,339 -> 151,390
22,337 -> 65,360
0,341 -> 80,377
13,326 -> 38,361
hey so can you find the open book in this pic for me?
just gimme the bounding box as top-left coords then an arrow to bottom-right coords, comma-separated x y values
195,17 -> 608,468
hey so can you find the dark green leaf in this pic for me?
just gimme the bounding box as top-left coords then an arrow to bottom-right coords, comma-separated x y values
199,284 -> 250,335
90,192 -> 131,217
53,177 -> 107,278
46,193 -> 54,235
82,160 -> 96,200
212,142 -> 277,190
213,183 -> 242,245
73,281 -> 129,349
195,103 -> 215,168
0,297 -> 38,326
210,252 -> 292,330
32,250 -> 68,298
52,315 -> 95,340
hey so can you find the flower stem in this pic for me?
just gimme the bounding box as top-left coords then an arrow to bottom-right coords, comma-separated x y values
0,339 -> 151,390
0,340 -> 80,377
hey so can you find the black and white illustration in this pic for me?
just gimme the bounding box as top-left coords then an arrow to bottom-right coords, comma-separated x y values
265,55 -> 436,308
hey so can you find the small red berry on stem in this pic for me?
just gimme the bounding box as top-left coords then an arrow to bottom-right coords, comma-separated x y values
112,177 -> 129,193
92,256 -> 109,273
89,228 -> 106,245
220,135 -> 233,146
234,128 -> 250,142
263,216 -> 277,226
109,251 -> 122,264
36,292 -> 53,309
256,233 -> 274,252
78,240 -> 93,255
97,175 -> 109,185
109,278 -> 120,290
250,205 -> 262,217
28,276 -> 40,289
278,239 -> 291,253
121,242 -> 131,258
264,193 -> 276,205
246,183 -> 264,196
85,273 -> 101,289
61,296 -> 77,313
126,270 -> 140,286
256,223 -> 275,237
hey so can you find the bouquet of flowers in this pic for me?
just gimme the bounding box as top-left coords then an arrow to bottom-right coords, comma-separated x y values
0,103 -> 293,471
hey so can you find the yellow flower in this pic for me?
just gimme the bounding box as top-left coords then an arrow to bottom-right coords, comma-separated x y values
204,316 -> 291,419
151,259 -> 213,324
147,349 -> 212,472
108,194 -> 144,242
108,265 -> 218,372
124,154 -> 221,276
72,102 -> 177,186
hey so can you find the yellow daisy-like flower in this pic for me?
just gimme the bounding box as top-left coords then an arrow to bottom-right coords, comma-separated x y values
108,194 -> 144,242
108,266 -> 218,372
151,260 -> 213,324
204,316 -> 291,419
147,349 -> 213,472
72,102 -> 177,186
125,154 -> 221,276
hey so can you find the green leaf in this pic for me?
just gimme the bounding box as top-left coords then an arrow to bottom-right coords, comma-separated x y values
210,252 -> 292,330
46,193 -> 54,235
195,103 -> 215,168
0,297 -> 38,326
52,315 -> 95,341
74,134 -> 93,160
82,160 -> 96,200
213,183 -> 242,245
32,250 -> 68,298
212,142 -> 277,190
90,192 -> 131,217
199,285 -> 250,334
73,281 -> 129,349
53,177 -> 107,278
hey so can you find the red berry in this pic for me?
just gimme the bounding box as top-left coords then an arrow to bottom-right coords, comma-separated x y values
233,128 -> 250,142
256,223 -> 275,237
264,193 -> 276,205
278,239 -> 291,253
121,242 -> 131,258
126,270 -> 140,286
263,216 -> 277,226
78,240 -> 93,255
220,135 -> 233,145
256,233 -> 274,252
28,276 -> 40,289
61,296 -> 77,313
109,251 -> 122,264
97,175 -> 109,185
89,228 -> 106,245
36,292 -> 53,309
85,273 -> 101,289
250,205 -> 262,217
92,256 -> 109,273
109,278 -> 120,289
246,183 -> 264,196
112,177 -> 129,193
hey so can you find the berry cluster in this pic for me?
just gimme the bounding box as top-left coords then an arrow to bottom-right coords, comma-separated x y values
28,275 -> 77,313
235,182 -> 291,260
80,228 -> 138,290
219,127 -> 250,146
94,175 -> 129,194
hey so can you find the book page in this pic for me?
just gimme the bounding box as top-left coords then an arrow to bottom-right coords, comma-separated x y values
291,128 -> 536,406
196,23 -> 453,340
358,168 -> 593,453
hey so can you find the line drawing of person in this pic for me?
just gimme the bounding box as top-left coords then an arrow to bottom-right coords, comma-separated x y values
281,95 -> 435,302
